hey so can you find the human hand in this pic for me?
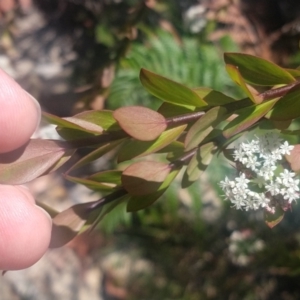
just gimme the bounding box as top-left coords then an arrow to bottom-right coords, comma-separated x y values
0,69 -> 52,270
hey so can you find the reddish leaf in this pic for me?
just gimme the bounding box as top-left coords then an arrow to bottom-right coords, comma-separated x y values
286,144 -> 300,172
122,161 -> 171,196
49,201 -> 99,248
126,168 -> 179,212
117,125 -> 186,162
0,139 -> 74,184
63,117 -> 103,134
113,106 -> 167,141
43,112 -> 102,134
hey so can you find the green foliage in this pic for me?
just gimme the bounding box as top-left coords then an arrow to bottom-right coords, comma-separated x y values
1,52 -> 300,246
107,31 -> 243,109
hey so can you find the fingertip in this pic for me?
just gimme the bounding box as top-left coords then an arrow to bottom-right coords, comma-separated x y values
0,185 -> 52,270
0,69 -> 41,153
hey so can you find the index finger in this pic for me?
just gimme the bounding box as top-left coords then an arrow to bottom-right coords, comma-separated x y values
0,69 -> 41,153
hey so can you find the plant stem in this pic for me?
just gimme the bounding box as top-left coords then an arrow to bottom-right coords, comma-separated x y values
170,148 -> 197,168
165,111 -> 205,126
259,81 -> 300,100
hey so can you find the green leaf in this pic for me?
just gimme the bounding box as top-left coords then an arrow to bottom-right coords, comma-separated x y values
284,68 -> 300,78
223,99 -> 277,138
193,87 -> 236,106
225,64 -> 262,104
157,102 -> 196,118
0,139 -> 74,184
224,53 -> 295,86
185,106 -> 227,151
122,161 -> 171,196
56,128 -> 97,140
67,110 -> 121,131
264,206 -> 284,228
266,85 -> 300,121
182,142 -> 215,188
67,139 -> 125,172
126,168 -> 179,212
65,174 -> 120,191
43,112 -> 102,134
140,68 -> 207,108
126,191 -> 165,213
164,141 -> 185,160
89,170 -> 123,186
113,106 -> 167,141
117,125 -> 186,162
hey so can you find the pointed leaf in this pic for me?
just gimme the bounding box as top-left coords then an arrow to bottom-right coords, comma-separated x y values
226,64 -> 262,104
84,196 -> 129,232
47,149 -> 76,173
285,68 -> 300,78
185,107 -> 227,151
126,191 -> 164,213
224,53 -> 295,85
118,125 -> 186,162
69,110 -> 121,131
223,99 -> 277,138
67,139 -> 124,172
49,201 -> 100,248
266,85 -> 300,121
140,68 -> 207,108
157,102 -> 196,118
0,139 -> 73,184
127,168 -> 179,212
89,170 -> 122,186
65,174 -> 121,191
163,141 -> 185,160
182,142 -> 215,188
122,161 -> 171,196
56,128 -> 98,140
113,106 -> 167,141
43,112 -> 102,134
62,117 -> 103,133
193,87 -> 236,106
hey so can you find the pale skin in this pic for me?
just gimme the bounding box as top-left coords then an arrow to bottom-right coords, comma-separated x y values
0,69 -> 52,270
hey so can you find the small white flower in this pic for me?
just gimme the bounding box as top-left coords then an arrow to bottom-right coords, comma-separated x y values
280,141 -> 294,155
233,147 -> 246,162
220,132 -> 299,211
265,181 -> 281,196
278,169 -> 296,186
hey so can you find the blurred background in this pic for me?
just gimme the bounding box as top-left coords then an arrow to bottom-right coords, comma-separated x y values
1,0 -> 300,299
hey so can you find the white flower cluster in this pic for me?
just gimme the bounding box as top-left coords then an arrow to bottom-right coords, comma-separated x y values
220,133 -> 299,212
